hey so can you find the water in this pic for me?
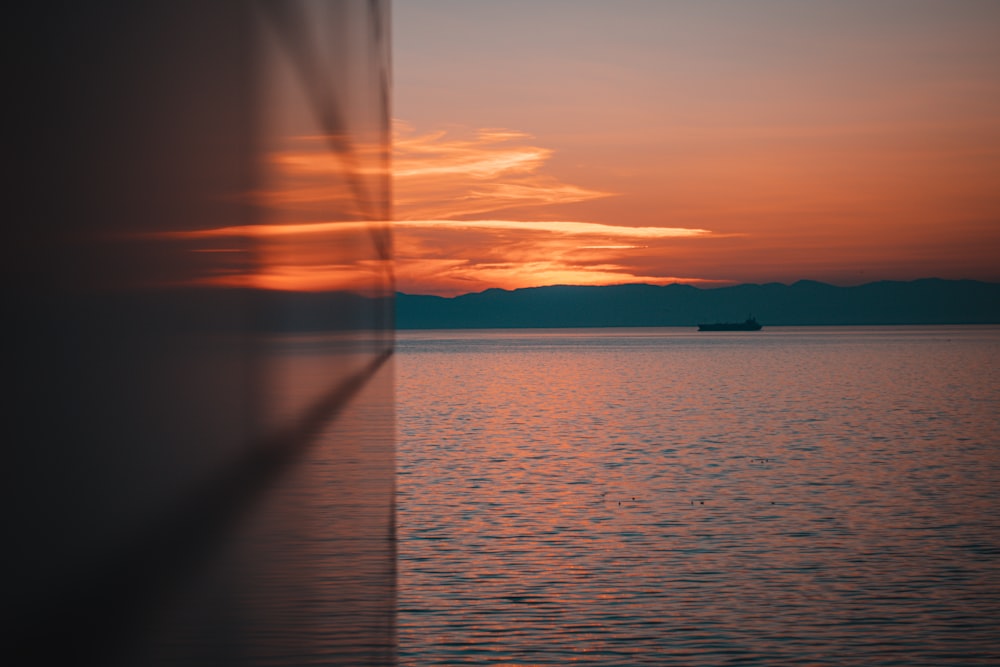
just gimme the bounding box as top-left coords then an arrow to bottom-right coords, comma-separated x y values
395,326 -> 1000,666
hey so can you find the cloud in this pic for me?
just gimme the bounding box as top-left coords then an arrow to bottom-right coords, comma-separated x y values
395,219 -> 710,238
395,255 -> 723,297
387,123 -> 727,293
139,122 -> 724,295
393,218 -> 723,296
393,122 -> 613,220
142,221 -> 392,293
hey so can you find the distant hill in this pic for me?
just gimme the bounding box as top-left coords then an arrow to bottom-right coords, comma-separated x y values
396,279 -> 1000,328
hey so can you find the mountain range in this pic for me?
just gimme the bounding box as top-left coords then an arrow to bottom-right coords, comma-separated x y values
396,279 -> 1000,329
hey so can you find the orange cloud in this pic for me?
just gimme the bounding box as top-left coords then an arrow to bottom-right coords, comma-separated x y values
132,130 -> 392,294
247,134 -> 390,223
147,220 -> 391,294
196,259 -> 392,293
390,122 -> 730,295
393,218 -> 724,296
394,122 -> 613,220
395,219 -> 711,239
158,217 -> 701,251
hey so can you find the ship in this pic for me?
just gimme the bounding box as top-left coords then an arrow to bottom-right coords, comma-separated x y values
697,315 -> 762,332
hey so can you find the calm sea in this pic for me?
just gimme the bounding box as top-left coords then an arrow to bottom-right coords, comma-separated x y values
395,326 -> 1000,666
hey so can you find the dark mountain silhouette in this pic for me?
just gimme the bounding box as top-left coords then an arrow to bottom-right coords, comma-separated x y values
396,279 -> 1000,328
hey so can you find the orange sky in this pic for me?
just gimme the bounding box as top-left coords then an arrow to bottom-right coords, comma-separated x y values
393,0 -> 1000,296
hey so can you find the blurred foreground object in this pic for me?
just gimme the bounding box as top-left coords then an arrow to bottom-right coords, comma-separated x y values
4,1 -> 395,664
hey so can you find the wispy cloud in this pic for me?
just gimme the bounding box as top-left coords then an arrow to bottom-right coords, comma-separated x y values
394,122 -> 613,220
139,122 -> 725,295
389,122 -> 727,295
394,218 -> 724,296
395,219 -> 710,238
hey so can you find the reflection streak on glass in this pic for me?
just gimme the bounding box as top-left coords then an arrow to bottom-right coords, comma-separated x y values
6,1 -> 394,665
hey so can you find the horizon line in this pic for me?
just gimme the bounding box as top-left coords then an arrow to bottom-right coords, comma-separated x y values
396,276 -> 995,298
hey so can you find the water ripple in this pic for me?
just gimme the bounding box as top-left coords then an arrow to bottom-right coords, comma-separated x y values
398,327 -> 1000,665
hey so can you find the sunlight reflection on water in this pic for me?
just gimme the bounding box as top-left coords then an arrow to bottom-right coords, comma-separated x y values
397,326 -> 1000,666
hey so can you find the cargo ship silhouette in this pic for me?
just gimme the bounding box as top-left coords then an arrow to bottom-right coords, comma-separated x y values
697,315 -> 763,331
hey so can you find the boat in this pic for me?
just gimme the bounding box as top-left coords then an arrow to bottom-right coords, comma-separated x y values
697,315 -> 762,332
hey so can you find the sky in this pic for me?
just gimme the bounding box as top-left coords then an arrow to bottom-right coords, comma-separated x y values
392,0 -> 1000,296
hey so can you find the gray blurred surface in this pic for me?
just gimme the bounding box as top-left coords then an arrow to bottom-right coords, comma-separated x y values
5,2 -> 395,664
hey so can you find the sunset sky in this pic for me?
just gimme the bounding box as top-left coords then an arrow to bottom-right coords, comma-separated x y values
392,0 -> 1000,296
